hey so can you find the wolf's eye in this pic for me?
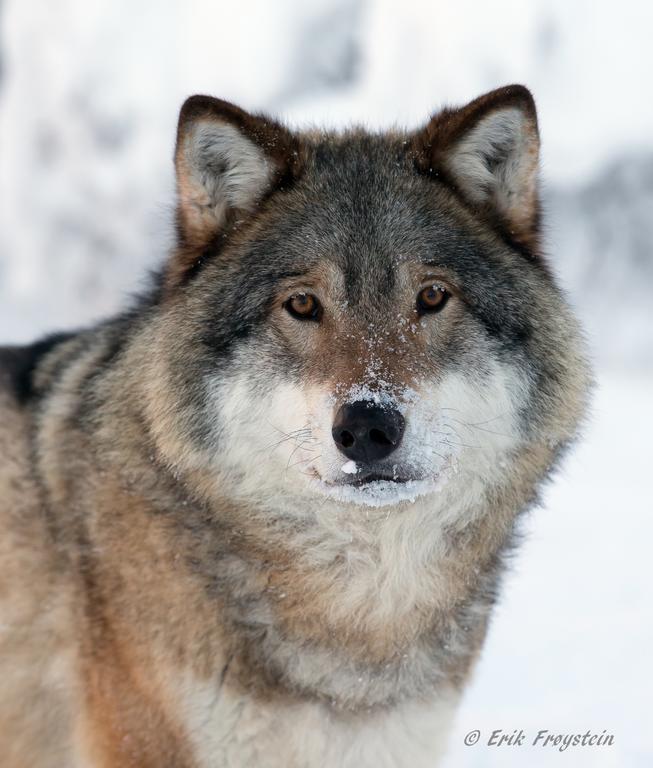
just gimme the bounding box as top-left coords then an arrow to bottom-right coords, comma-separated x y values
417,285 -> 450,315
284,293 -> 322,321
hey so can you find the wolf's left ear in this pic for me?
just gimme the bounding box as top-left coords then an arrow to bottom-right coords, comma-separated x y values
414,85 -> 540,251
172,95 -> 301,274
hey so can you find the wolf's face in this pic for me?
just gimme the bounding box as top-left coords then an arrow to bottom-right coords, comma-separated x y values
151,88 -> 588,513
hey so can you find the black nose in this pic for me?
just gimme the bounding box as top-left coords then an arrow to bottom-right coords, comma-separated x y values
331,400 -> 405,463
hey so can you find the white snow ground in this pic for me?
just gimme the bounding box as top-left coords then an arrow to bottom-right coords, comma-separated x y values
444,373 -> 653,767
0,1 -> 651,766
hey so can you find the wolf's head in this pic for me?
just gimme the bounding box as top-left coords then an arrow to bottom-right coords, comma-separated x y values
145,86 -> 589,516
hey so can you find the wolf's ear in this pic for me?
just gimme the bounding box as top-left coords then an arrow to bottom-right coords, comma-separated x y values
414,85 -> 540,251
173,95 -> 301,253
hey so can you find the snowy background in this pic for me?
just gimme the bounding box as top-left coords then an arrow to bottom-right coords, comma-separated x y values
0,1 -> 651,765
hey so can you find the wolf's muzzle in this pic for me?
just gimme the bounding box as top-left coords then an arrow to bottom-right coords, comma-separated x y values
331,401 -> 405,464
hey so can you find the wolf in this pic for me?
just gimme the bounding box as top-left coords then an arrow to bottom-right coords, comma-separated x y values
0,84 -> 590,767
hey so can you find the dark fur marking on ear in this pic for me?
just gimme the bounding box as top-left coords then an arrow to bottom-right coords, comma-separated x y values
0,332 -> 77,404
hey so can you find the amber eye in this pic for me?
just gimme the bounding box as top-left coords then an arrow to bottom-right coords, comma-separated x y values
284,293 -> 322,321
417,285 -> 450,314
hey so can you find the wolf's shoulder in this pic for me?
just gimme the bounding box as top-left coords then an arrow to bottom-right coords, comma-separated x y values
0,342 -> 53,559
0,332 -> 79,407
0,337 -> 73,530
0,333 -> 81,501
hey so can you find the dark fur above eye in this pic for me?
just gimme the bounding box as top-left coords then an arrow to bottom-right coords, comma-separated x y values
417,286 -> 450,315
284,293 -> 322,321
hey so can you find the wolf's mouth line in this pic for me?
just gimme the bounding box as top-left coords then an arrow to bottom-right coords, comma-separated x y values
306,453 -> 456,492
311,470 -> 419,488
347,472 -> 411,487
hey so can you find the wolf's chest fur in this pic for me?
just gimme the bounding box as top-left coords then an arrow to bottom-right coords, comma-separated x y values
178,677 -> 459,768
114,493 -> 486,766
174,491 -> 498,708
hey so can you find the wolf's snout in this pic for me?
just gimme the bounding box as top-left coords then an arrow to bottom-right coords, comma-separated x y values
331,401 -> 405,463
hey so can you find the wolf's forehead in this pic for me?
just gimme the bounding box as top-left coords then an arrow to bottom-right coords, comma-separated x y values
282,143 -> 446,297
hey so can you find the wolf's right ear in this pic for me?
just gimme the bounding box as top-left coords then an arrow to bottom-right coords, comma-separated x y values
172,95 -> 302,271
